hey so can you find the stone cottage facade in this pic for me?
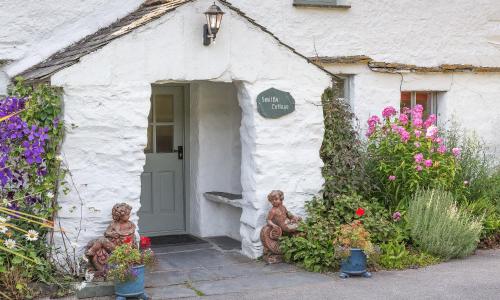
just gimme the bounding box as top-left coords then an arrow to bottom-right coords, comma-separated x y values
1,0 -> 499,258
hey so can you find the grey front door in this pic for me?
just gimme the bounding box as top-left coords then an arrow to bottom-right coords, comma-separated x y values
139,86 -> 185,236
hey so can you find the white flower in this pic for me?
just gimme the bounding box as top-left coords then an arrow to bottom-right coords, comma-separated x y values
56,155 -> 63,162
46,192 -> 54,199
4,239 -> 16,249
0,225 -> 7,234
0,216 -> 6,224
25,230 -> 39,241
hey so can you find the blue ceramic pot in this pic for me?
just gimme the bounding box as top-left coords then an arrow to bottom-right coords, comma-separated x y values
114,265 -> 146,298
339,248 -> 372,278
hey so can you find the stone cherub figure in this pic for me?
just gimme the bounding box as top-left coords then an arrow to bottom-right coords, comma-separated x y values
105,203 -> 137,246
260,190 -> 302,264
85,237 -> 116,277
85,203 -> 137,277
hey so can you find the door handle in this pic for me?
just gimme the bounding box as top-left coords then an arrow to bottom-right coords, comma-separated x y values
173,146 -> 183,160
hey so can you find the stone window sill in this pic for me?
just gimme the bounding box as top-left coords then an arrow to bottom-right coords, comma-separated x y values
293,0 -> 351,8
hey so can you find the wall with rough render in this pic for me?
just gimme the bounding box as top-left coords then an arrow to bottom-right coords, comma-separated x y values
325,64 -> 500,157
50,0 -> 331,258
190,81 -> 243,241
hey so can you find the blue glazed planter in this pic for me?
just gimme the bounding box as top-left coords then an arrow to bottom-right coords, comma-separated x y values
339,248 -> 372,278
114,265 -> 149,299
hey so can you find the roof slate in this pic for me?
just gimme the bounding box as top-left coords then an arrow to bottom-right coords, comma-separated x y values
17,0 -> 335,83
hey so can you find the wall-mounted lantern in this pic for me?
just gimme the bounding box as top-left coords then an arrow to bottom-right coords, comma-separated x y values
203,2 -> 225,46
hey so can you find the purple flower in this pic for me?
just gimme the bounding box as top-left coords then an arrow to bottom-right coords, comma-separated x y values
452,147 -> 461,157
382,106 -> 397,118
388,175 -> 396,181
392,211 -> 402,222
424,159 -> 433,168
414,153 -> 424,163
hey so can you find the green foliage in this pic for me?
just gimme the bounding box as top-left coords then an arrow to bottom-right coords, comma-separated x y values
107,243 -> 155,282
408,189 -> 482,260
281,194 -> 395,272
378,240 -> 440,270
320,87 -> 370,205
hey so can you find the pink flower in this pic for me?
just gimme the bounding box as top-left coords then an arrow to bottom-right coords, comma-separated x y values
400,130 -> 410,143
452,147 -> 461,157
413,104 -> 424,113
414,130 -> 422,138
426,125 -> 438,139
424,159 -> 433,168
412,117 -> 423,128
424,114 -> 437,128
388,175 -> 396,181
392,211 -> 402,222
437,145 -> 447,154
366,127 -> 376,137
414,153 -> 424,163
414,142 -> 421,148
399,114 -> 409,125
367,115 -> 381,127
415,165 -> 423,172
435,137 -> 443,144
382,106 -> 397,118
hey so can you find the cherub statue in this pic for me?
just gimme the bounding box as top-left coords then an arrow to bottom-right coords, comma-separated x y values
85,237 -> 116,277
104,203 -> 136,246
260,190 -> 302,264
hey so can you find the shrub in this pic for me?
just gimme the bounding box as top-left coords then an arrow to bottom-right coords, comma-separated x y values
408,189 -> 482,260
378,240 -> 439,270
366,105 -> 463,210
320,87 -> 370,206
281,194 -> 395,272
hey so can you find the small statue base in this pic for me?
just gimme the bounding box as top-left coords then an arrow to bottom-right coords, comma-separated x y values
116,292 -> 149,300
339,271 -> 372,279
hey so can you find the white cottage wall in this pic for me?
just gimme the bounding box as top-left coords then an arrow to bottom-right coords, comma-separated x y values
51,0 -> 331,258
230,0 -> 500,66
190,81 -> 243,241
326,64 -> 500,157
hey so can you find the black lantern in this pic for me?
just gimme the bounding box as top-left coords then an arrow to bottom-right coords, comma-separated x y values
203,2 -> 224,46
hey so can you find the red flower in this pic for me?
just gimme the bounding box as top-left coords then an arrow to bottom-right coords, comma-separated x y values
123,236 -> 133,244
140,236 -> 151,249
355,207 -> 365,217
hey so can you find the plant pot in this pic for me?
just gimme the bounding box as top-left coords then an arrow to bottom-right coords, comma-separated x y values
114,265 -> 149,300
339,248 -> 372,278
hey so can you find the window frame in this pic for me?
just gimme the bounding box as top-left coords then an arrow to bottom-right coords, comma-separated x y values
401,91 -> 439,119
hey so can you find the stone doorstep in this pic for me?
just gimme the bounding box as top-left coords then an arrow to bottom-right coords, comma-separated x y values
75,281 -> 115,299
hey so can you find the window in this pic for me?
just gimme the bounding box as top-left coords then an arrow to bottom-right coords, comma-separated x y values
400,91 -> 438,119
334,75 -> 352,103
293,0 -> 351,8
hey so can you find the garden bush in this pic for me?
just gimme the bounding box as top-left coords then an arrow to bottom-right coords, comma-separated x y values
281,194 -> 395,272
408,189 -> 482,260
378,240 -> 439,270
366,105 -> 463,210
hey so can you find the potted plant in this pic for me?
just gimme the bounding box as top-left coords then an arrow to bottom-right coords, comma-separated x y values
107,236 -> 154,300
334,208 -> 375,278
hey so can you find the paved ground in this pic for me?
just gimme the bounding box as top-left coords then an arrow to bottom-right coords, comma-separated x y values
61,237 -> 500,300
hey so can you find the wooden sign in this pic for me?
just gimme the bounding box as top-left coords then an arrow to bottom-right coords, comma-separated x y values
256,88 -> 295,119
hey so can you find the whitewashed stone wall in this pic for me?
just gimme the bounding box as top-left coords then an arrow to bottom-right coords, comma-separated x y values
325,64 -> 500,158
51,0 -> 331,258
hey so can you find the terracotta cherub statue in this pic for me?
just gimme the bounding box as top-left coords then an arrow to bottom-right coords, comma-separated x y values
85,237 -> 116,277
104,203 -> 136,246
260,190 -> 302,264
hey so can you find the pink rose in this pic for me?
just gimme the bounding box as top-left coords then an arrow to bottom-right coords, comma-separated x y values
414,153 -> 424,163
388,175 -> 396,181
424,159 -> 433,168
382,106 -> 397,118
452,147 -> 461,157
